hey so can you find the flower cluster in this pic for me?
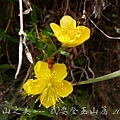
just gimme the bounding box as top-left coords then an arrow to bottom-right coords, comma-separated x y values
23,15 -> 90,108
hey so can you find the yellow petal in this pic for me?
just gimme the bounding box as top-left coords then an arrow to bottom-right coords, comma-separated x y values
34,61 -> 50,80
63,39 -> 81,47
50,23 -> 62,35
51,63 -> 67,81
60,15 -> 76,29
53,80 -> 73,97
23,79 -> 46,95
75,26 -> 90,43
40,88 -> 58,108
50,23 -> 70,43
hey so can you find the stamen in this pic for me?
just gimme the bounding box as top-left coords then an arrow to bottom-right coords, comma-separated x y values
39,104 -> 41,107
35,95 -> 40,103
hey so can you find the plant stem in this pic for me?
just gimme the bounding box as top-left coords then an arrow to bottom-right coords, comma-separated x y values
50,46 -> 67,57
77,70 -> 120,85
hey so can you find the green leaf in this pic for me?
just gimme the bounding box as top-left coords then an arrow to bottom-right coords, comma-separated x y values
30,6 -> 39,24
27,33 -> 36,43
31,3 -> 45,15
6,34 -> 18,43
0,30 -> 18,43
38,42 -> 46,50
0,64 -> 12,73
6,6 -> 12,20
0,64 -> 11,69
47,44 -> 56,57
40,26 -> 53,36
58,50 -> 70,57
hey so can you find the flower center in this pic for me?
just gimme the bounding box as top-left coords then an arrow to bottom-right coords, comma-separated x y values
62,28 -> 81,40
47,82 -> 52,87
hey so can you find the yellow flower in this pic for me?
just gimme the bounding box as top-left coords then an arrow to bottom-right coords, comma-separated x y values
23,61 -> 73,108
50,15 -> 90,47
